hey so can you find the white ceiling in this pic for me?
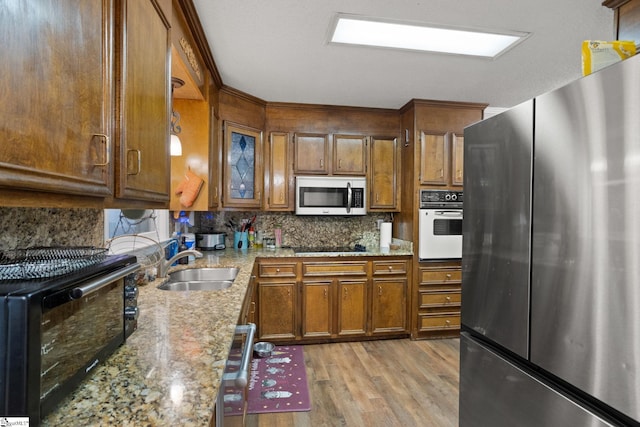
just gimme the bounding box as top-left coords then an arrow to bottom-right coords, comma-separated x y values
192,0 -> 614,110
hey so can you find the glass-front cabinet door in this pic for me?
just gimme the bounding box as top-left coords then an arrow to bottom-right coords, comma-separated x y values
223,121 -> 263,208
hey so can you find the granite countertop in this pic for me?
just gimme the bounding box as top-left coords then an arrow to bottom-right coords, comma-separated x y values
43,242 -> 412,426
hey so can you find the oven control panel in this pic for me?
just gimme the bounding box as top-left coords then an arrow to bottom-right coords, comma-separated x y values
420,190 -> 463,208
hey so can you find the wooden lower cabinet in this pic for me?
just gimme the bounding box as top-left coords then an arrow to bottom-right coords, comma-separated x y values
256,256 -> 410,344
413,262 -> 461,339
302,280 -> 333,338
371,278 -> 407,334
256,260 -> 298,341
337,280 -> 367,337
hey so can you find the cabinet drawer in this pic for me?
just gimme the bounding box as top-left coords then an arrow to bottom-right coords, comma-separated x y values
302,261 -> 368,277
258,263 -> 297,278
419,268 -> 461,284
418,291 -> 461,309
418,313 -> 460,331
372,260 -> 408,275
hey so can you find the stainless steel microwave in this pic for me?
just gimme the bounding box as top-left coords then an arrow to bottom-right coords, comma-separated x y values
295,176 -> 367,215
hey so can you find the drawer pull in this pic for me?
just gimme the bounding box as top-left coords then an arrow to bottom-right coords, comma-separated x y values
388,266 -> 393,271
445,273 -> 452,279
445,296 -> 452,303
276,268 -> 280,273
445,319 -> 451,326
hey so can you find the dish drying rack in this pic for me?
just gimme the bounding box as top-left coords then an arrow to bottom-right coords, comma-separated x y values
0,246 -> 107,280
105,235 -> 165,284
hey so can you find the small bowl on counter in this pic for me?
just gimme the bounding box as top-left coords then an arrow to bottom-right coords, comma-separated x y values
253,342 -> 275,358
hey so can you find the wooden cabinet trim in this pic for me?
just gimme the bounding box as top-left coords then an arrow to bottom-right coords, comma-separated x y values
302,261 -> 368,277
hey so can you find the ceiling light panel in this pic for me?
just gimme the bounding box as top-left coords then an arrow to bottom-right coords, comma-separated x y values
330,15 -> 529,59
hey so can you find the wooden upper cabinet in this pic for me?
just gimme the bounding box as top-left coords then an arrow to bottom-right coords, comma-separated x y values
451,134 -> 464,187
294,133 -> 329,174
0,0 -> 113,198
420,130 -> 464,187
208,108 -> 221,209
369,136 -> 400,211
604,0 -> 640,42
222,121 -> 263,209
333,135 -> 367,175
265,132 -> 293,210
116,0 -> 171,202
419,131 -> 449,186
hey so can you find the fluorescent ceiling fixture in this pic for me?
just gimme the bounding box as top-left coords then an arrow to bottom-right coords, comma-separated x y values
330,16 -> 528,58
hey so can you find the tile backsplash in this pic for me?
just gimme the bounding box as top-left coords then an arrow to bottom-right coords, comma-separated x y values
0,207 -> 105,249
0,207 -> 393,252
195,211 -> 392,249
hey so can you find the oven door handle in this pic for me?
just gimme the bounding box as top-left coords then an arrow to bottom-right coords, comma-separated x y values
222,322 -> 256,388
70,263 -> 140,299
346,182 -> 352,213
434,210 -> 463,217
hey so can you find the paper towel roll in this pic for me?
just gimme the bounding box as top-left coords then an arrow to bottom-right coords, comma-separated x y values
380,222 -> 392,249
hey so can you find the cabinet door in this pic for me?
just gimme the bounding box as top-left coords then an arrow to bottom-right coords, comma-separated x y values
0,0 -> 112,197
265,132 -> 292,210
294,133 -> 329,174
419,131 -> 449,186
337,280 -> 367,337
258,281 -> 296,340
369,136 -> 399,211
116,0 -> 171,202
208,108 -> 221,208
333,135 -> 366,175
452,133 -> 464,186
371,278 -> 407,334
223,122 -> 263,208
302,281 -> 332,338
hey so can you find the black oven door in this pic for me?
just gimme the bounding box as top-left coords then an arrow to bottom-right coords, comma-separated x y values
38,262 -> 139,417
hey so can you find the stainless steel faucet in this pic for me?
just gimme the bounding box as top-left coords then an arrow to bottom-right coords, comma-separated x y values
158,250 -> 203,278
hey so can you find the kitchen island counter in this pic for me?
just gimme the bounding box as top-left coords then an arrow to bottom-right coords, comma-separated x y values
42,243 -> 412,426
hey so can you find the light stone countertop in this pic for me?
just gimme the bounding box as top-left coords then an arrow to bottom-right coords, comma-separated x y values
42,243 -> 412,426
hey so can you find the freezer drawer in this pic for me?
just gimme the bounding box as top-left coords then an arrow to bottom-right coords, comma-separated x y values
460,333 -> 614,427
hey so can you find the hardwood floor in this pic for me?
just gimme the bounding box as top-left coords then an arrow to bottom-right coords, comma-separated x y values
244,338 -> 460,427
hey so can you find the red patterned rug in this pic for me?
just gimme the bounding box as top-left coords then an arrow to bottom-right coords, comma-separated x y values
222,345 -> 311,415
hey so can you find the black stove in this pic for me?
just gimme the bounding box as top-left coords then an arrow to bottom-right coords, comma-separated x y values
293,244 -> 367,254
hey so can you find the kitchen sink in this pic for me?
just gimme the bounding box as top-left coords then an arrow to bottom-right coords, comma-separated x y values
157,267 -> 239,291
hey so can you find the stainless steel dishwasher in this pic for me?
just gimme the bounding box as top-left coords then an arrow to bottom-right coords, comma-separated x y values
215,323 -> 256,427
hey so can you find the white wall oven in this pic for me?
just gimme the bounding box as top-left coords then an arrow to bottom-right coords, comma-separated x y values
419,190 -> 463,260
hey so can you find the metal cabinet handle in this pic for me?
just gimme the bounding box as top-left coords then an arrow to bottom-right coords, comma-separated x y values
93,133 -> 110,167
324,288 -> 328,298
378,286 -> 383,296
320,159 -> 324,168
445,296 -> 452,303
276,268 -> 280,273
388,266 -> 393,271
339,159 -> 342,169
446,273 -> 452,279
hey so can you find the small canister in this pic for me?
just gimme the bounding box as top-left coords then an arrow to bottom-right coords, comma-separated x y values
255,230 -> 264,248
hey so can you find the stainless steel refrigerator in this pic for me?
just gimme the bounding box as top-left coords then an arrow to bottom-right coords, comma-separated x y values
460,53 -> 640,427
